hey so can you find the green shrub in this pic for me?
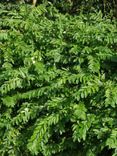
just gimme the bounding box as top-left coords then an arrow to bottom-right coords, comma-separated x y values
0,4 -> 117,156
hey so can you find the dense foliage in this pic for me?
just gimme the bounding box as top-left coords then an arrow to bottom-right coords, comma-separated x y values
1,0 -> 117,17
0,3 -> 117,156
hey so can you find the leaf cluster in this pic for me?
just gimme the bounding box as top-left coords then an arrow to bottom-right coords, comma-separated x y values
0,4 -> 117,156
